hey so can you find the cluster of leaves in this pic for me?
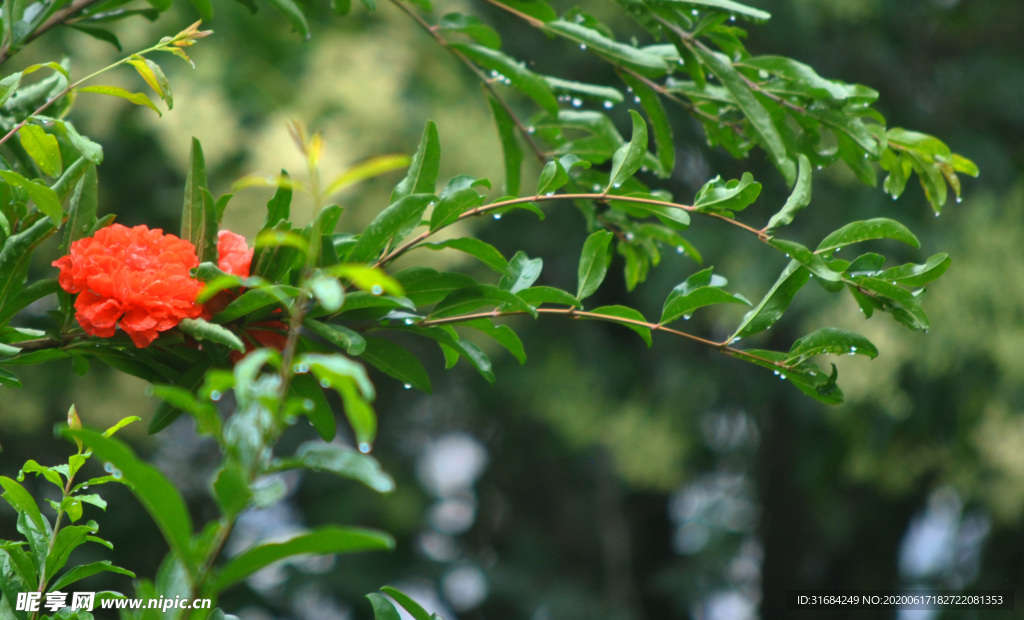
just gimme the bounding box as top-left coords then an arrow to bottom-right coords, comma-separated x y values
0,408 -> 137,619
0,0 -> 977,617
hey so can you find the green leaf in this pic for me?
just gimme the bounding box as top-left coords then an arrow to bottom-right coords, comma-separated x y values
284,442 -> 395,492
177,317 -> 245,352
68,430 -> 193,563
770,239 -> 841,282
429,188 -> 485,231
0,171 -> 63,224
349,194 -> 435,262
488,96 -> 523,196
18,460 -> 63,489
47,522 -> 99,578
438,13 -> 501,48
853,277 -> 930,331
430,284 -> 536,318
607,110 -> 649,192
59,162 -> 98,257
765,154 -> 812,231
305,318 -> 367,355
694,47 -> 795,183
619,71 -> 673,177
499,251 -> 543,293
0,72 -> 23,108
359,336 -> 431,392
586,305 -> 652,346
544,75 -> 624,106
423,238 -> 508,273
18,125 -> 62,177
392,121 -> 440,202
660,273 -> 750,324
263,170 -> 292,229
212,466 -> 251,519
215,527 -> 394,591
127,55 -> 173,108
214,285 -> 301,323
265,0 -> 311,39
451,44 -> 558,115
50,560 -> 135,592
368,593 -> 402,620
816,218 -> 921,253
577,230 -> 614,300
671,0 -> 771,21
0,477 -> 50,567
76,85 -> 161,116
517,285 -> 583,308
693,172 -> 762,215
731,261 -> 810,339
380,586 -> 436,620
879,253 -> 951,288
307,274 -> 345,312
59,120 -> 104,164
290,372 -> 337,441
546,21 -> 668,77
180,138 -> 217,262
463,318 -> 527,364
785,328 -> 878,363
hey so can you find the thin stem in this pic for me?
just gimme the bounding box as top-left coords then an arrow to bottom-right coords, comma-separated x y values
418,307 -> 790,367
376,191 -> 768,266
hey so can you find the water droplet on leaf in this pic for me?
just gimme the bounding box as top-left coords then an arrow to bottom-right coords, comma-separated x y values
358,442 -> 371,453
371,284 -> 384,295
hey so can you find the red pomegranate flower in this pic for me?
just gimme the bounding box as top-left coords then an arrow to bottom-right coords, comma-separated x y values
53,224 -> 203,348
217,229 -> 254,278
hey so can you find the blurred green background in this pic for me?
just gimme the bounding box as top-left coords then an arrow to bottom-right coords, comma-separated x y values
2,0 -> 1022,618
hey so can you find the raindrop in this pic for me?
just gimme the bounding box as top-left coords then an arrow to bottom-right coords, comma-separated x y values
210,390 -> 222,401
404,318 -> 415,325
16,472 -> 24,482
625,232 -> 635,241
834,248 -> 840,254
773,370 -> 780,376
816,165 -> 823,171
80,485 -> 89,490
634,95 -> 641,103
956,196 -> 963,204
603,100 -> 614,109
371,284 -> 384,295
320,379 -> 331,388
403,383 -> 413,389
934,212 -> 940,217
593,184 -> 602,192
729,14 -> 736,22
730,337 -> 741,344
691,8 -> 699,15
779,373 -> 787,380
545,191 -> 555,197
293,363 -> 309,373
493,213 -> 502,220
683,314 -> 692,320
571,98 -> 582,108
303,399 -> 314,411
104,462 -> 115,473
676,245 -> 685,254
613,182 -> 622,189
112,469 -> 123,480
579,43 -> 587,51
526,126 -> 535,134
490,70 -> 499,78
863,152 -> 869,159
358,442 -> 371,453
758,70 -> 769,79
